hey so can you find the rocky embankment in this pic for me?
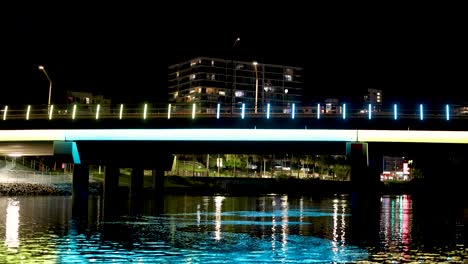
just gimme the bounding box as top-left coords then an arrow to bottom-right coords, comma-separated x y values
0,182 -> 103,196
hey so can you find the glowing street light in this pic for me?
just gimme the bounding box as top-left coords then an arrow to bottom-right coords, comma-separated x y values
317,103 -> 321,119
241,103 -> 245,119
419,104 -> 424,120
368,104 -> 372,120
232,37 -> 240,48
119,104 -> 124,120
72,104 -> 77,120
3,106 -> 7,121
26,105 -> 31,120
446,104 -> 450,121
342,103 -> 346,119
266,103 -> 270,119
38,65 -> 52,113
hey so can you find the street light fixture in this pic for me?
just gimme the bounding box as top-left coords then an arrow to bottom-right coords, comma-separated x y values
253,61 -> 259,114
38,65 -> 52,113
232,37 -> 240,48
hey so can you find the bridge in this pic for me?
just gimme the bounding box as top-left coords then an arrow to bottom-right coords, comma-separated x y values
2,103 -> 468,203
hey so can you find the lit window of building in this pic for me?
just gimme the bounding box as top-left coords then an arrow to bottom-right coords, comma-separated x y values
235,91 -> 244,97
284,68 -> 294,81
190,74 -> 196,80
176,72 -> 179,78
219,91 -> 226,96
211,60 -> 215,66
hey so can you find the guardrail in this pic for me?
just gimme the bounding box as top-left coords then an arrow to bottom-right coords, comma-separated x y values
0,103 -> 466,121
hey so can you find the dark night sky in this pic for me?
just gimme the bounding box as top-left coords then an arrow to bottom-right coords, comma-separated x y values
1,4 -> 467,108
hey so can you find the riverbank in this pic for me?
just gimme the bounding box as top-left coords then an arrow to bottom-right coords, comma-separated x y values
0,176 -> 458,196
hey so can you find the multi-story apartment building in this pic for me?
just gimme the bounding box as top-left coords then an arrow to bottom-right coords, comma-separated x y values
168,57 -> 303,113
363,88 -> 383,112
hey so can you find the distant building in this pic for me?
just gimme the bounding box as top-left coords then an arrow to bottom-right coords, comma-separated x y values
363,88 -> 382,112
168,57 -> 303,113
381,156 -> 410,181
324,98 -> 342,114
65,91 -> 112,114
66,91 -> 111,105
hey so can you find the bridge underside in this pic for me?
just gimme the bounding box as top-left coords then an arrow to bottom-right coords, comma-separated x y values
0,141 -> 54,156
0,141 -> 80,164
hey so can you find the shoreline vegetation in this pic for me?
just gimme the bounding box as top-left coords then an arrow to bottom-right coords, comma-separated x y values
0,176 -> 444,197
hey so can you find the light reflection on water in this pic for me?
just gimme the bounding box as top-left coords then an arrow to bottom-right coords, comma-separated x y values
0,194 -> 466,263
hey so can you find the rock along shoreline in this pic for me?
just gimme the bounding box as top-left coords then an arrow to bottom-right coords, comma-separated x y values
0,182 -> 103,196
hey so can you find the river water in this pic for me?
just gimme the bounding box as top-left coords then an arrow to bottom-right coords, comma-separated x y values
0,193 -> 467,263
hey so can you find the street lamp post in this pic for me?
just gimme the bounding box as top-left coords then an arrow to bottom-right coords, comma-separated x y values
253,61 -> 259,114
38,65 -> 52,113
231,37 -> 240,115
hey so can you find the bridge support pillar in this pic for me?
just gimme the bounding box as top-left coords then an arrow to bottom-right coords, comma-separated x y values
129,168 -> 144,215
72,164 -> 89,219
152,168 -> 164,195
152,167 -> 165,215
130,168 -> 144,198
346,142 -> 374,189
103,165 -> 120,218
72,164 -> 89,200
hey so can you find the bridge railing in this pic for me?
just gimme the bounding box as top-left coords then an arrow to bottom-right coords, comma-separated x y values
1,103 -> 467,121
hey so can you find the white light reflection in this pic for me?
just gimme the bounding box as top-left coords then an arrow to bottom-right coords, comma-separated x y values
332,199 -> 339,254
331,198 -> 347,262
5,198 -> 20,250
196,203 -> 201,227
340,200 -> 346,248
299,197 -> 304,235
271,197 -> 277,252
281,195 -> 289,256
214,196 -> 225,241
